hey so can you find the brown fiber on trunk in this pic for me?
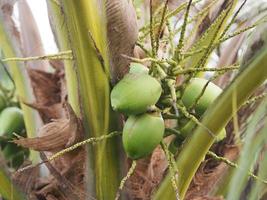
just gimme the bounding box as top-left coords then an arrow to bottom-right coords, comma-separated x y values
106,0 -> 138,83
125,144 -> 168,200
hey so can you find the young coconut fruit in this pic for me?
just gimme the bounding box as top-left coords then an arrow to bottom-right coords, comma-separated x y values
181,78 -> 222,116
179,119 -> 226,142
111,73 -> 162,115
129,62 -> 149,74
0,107 -> 24,138
122,112 -> 165,159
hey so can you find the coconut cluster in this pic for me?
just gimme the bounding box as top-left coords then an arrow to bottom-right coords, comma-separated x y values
111,63 -> 226,159
110,63 -> 164,160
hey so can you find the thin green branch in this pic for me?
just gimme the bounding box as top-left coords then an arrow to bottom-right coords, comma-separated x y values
183,19 -> 267,58
174,0 -> 193,61
136,41 -> 152,57
49,131 -> 121,161
182,0 -> 220,44
16,131 -> 122,174
115,160 -> 137,200
156,0 -> 169,51
219,18 -> 267,43
166,20 -> 175,56
242,92 -> 267,106
172,65 -> 239,75
161,142 -> 180,200
176,103 -> 216,138
150,0 -> 156,56
195,7 -> 231,69
168,0 -> 219,41
1,50 -> 73,62
207,151 -> 267,184
139,0 -> 203,39
219,0 -> 247,39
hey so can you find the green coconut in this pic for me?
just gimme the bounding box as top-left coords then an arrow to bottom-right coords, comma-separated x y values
179,119 -> 226,142
122,113 -> 165,159
111,73 -> 162,115
0,107 -> 24,138
182,78 -> 222,116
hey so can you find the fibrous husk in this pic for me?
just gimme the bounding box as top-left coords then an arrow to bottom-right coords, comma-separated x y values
125,145 -> 168,200
106,0 -> 138,82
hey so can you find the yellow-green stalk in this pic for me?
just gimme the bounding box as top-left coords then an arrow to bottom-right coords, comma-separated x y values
55,1 -> 120,199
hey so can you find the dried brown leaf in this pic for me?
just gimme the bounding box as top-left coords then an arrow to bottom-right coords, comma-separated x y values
14,103 -> 81,152
28,69 -> 61,106
27,69 -> 63,122
24,102 -> 64,123
39,152 -> 85,200
12,161 -> 38,196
